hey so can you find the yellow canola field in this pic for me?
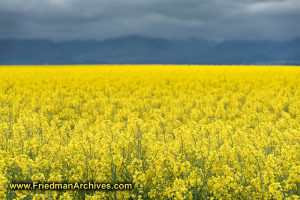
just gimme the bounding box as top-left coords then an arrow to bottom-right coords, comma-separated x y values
0,65 -> 299,200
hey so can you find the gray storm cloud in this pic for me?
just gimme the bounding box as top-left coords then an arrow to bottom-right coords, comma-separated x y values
0,0 -> 299,41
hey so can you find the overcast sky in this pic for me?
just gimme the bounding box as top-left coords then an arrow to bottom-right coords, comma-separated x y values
0,0 -> 299,41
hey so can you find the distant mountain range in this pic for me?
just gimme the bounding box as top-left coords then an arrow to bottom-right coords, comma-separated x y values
1,35 -> 299,65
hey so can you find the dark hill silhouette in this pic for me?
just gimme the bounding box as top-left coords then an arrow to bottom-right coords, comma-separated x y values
0,36 -> 299,65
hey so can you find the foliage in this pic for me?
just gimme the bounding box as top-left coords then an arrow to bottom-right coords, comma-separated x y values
0,65 -> 299,199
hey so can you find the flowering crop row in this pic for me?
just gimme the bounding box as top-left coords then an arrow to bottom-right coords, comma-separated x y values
0,65 -> 299,199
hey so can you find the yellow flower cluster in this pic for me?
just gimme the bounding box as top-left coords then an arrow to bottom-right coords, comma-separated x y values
0,65 -> 299,199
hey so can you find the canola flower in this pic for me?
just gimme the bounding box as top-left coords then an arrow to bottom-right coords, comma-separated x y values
0,65 -> 299,199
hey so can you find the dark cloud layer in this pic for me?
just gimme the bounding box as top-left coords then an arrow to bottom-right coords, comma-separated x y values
0,0 -> 299,41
